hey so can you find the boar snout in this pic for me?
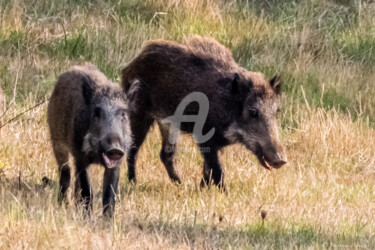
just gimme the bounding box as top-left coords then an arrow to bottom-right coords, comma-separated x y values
101,133 -> 125,168
267,155 -> 287,169
256,144 -> 287,170
105,148 -> 124,161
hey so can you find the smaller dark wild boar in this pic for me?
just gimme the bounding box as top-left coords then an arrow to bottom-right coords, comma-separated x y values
48,63 -> 131,216
122,36 -> 287,189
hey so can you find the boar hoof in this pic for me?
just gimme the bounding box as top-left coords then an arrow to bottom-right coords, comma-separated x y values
170,175 -> 182,185
103,205 -> 114,218
128,176 -> 137,184
200,178 -> 209,188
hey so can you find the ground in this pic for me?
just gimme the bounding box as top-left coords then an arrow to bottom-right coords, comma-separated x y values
0,0 -> 374,248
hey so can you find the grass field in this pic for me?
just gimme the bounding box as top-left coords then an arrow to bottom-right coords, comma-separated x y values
0,0 -> 374,248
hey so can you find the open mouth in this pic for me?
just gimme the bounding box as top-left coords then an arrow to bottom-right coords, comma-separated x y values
257,155 -> 287,171
250,144 -> 287,170
259,155 -> 273,170
102,153 -> 120,168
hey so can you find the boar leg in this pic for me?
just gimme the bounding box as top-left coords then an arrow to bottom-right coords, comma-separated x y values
102,166 -> 120,217
200,147 -> 225,190
74,158 -> 92,213
51,141 -> 70,204
157,122 -> 181,184
127,114 -> 154,182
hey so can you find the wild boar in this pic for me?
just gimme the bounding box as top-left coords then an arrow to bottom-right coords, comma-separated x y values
122,36 -> 286,189
48,63 -> 131,216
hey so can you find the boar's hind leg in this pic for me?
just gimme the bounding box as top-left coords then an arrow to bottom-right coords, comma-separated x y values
127,114 -> 154,182
200,147 -> 225,191
74,158 -> 92,213
52,142 -> 70,204
102,166 -> 120,217
157,122 -> 181,184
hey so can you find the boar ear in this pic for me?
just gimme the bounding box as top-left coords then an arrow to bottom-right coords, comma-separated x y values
126,79 -> 142,112
127,78 -> 141,99
270,75 -> 281,95
82,76 -> 94,105
227,73 -> 251,102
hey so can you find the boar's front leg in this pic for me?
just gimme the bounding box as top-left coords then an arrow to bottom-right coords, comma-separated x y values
74,158 -> 92,213
102,166 -> 120,217
200,146 -> 225,191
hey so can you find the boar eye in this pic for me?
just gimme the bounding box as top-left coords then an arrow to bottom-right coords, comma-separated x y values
277,108 -> 281,113
249,108 -> 259,118
118,108 -> 127,119
94,107 -> 101,118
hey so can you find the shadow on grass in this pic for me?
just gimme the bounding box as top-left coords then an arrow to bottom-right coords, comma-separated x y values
131,217 -> 374,248
116,180 -> 374,248
0,175 -> 57,201
2,176 -> 374,248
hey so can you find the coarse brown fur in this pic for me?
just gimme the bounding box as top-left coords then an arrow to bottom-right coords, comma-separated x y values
48,63 -> 131,216
122,36 -> 286,188
123,36 -> 275,95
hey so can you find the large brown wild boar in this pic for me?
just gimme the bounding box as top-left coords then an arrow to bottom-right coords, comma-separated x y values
122,36 -> 287,189
48,63 -> 131,216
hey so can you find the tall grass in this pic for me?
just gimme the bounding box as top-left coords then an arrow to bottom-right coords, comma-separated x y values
0,0 -> 374,248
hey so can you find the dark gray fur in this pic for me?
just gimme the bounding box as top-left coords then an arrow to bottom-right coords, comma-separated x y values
48,63 -> 131,216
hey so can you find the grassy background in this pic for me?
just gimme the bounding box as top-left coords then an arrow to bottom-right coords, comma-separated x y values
0,0 -> 374,248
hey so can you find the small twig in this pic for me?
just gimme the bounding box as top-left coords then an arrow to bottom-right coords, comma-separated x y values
300,86 -> 311,112
18,171 -> 21,190
149,12 -> 167,25
0,102 -> 13,119
320,83 -> 325,106
12,70 -> 19,105
9,191 -> 21,205
318,9 -> 328,30
0,97 -> 50,130
61,21 -> 67,49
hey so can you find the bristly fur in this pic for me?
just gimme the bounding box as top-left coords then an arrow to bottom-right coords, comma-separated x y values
48,62 -> 131,216
121,36 -> 286,187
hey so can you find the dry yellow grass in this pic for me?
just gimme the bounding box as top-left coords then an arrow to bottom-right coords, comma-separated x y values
0,0 -> 375,248
0,101 -> 374,248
